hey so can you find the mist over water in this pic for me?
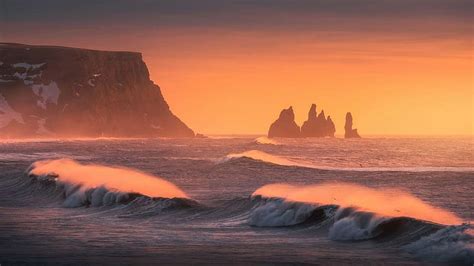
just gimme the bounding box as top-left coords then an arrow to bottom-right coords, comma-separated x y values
30,158 -> 188,199
0,137 -> 472,264
252,182 -> 462,225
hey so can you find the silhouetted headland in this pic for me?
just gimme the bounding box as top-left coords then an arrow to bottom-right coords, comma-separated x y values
0,43 -> 194,138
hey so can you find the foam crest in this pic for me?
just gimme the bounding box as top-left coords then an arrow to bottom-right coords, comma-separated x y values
404,224 -> 474,264
254,137 -> 280,145
328,207 -> 388,240
222,150 -> 309,167
252,183 -> 462,225
28,158 -> 188,207
248,198 -> 322,227
221,150 -> 474,172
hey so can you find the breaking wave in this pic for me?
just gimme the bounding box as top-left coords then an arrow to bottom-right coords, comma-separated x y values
252,182 -> 462,225
250,182 -> 472,263
248,197 -> 336,227
404,224 -> 474,264
254,137 -> 280,145
220,150 -> 474,172
27,158 -> 189,208
220,150 -> 312,168
327,207 -> 443,241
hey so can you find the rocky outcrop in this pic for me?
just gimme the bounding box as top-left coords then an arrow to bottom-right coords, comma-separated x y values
344,112 -> 361,138
301,104 -> 335,137
0,43 -> 194,138
268,106 -> 300,138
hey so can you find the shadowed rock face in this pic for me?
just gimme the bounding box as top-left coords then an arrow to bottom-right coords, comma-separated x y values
0,43 -> 194,138
268,106 -> 300,138
344,112 -> 361,138
301,104 -> 335,137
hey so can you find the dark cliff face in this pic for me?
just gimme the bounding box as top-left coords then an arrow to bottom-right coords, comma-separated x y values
301,104 -> 335,137
344,112 -> 361,138
0,43 -> 194,138
268,106 -> 300,138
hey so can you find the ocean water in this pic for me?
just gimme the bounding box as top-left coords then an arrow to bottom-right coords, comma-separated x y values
0,136 -> 473,265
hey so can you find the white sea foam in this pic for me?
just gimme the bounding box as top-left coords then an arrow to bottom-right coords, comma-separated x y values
222,150 -> 474,172
253,183 -> 462,225
221,150 -> 310,167
328,208 -> 388,240
248,199 -> 318,227
28,158 -> 188,208
254,136 -> 280,145
404,224 -> 474,264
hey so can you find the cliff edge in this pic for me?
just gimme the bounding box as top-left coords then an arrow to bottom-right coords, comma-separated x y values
0,43 -> 194,138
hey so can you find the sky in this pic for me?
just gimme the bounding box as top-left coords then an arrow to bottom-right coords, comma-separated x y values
1,0 -> 472,135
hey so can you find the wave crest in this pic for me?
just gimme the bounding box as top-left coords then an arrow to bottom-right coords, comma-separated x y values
220,150 -> 308,167
254,137 -> 280,145
248,197 -> 334,227
252,183 -> 462,225
404,224 -> 474,264
28,158 -> 188,207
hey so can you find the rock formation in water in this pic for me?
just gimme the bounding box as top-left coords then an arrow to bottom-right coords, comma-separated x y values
300,104 -> 335,137
0,43 -> 194,138
344,112 -> 361,138
268,106 -> 300,138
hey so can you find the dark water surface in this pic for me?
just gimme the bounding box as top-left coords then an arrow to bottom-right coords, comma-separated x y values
0,137 -> 472,265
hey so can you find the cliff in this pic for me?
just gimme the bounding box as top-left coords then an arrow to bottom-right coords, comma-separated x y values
344,112 -> 361,138
0,43 -> 194,138
268,106 -> 300,138
300,104 -> 335,137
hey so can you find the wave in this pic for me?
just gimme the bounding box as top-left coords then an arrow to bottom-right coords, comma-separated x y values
328,207 -> 442,241
220,150 -> 474,172
250,183 -> 473,263
248,197 -> 336,227
27,158 -> 189,208
252,183 -> 462,225
220,150 -> 312,168
254,137 -> 280,145
404,224 -> 474,265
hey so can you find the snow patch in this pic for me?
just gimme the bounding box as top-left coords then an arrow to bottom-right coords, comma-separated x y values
13,72 -> 27,80
12,62 -> 45,70
0,94 -> 24,128
36,118 -> 52,135
5,62 -> 45,85
32,82 -> 61,109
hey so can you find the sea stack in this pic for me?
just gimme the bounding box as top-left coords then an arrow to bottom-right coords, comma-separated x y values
344,112 -> 361,138
0,43 -> 194,138
268,106 -> 300,138
301,104 -> 336,137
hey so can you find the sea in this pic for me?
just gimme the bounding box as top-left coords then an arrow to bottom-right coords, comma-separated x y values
0,136 -> 472,265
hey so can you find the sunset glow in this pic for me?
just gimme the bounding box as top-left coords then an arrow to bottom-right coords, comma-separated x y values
253,182 -> 462,225
1,1 -> 473,264
2,0 -> 472,135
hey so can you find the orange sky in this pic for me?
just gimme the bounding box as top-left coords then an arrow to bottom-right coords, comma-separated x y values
2,0 -> 472,135
144,30 -> 473,135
